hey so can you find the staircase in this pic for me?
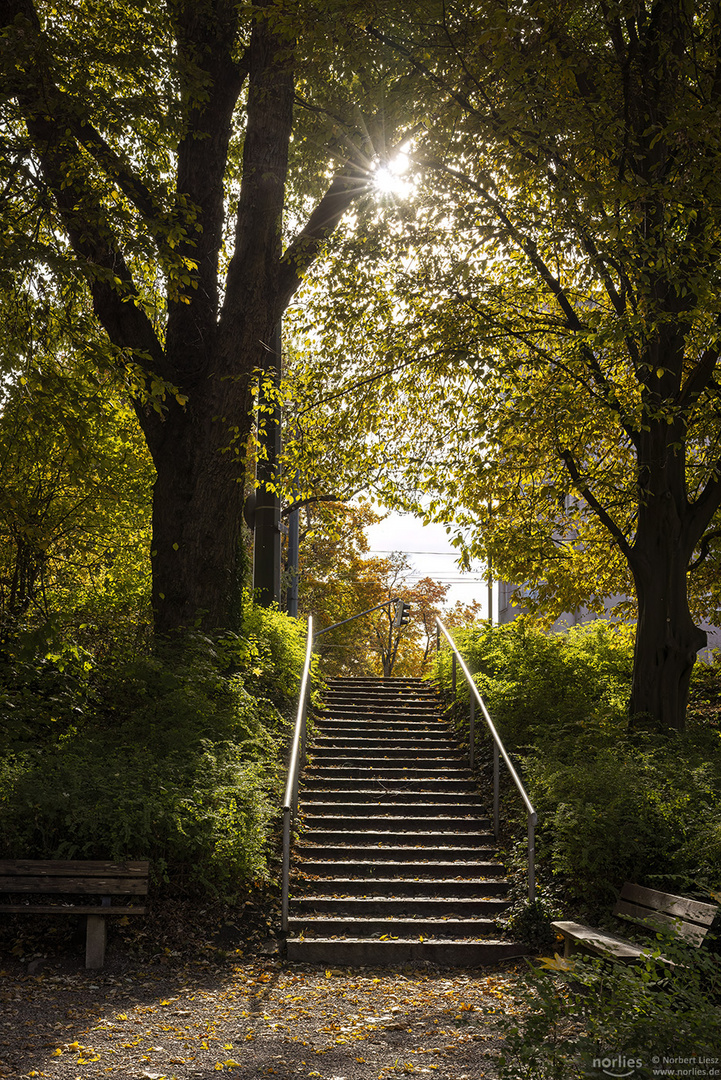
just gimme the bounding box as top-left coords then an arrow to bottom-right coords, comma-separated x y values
285,676 -> 525,965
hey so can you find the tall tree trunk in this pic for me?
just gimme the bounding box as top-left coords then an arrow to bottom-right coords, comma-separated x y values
147,405 -> 251,634
629,534 -> 706,731
627,419 -> 707,730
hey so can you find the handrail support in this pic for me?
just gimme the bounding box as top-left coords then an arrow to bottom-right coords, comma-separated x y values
436,617 -> 538,903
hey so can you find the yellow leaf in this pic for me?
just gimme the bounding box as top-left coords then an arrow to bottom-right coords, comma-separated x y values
537,952 -> 575,971
52,1049 -> 63,1056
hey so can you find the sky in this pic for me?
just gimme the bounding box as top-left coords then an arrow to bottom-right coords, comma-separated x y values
364,508 -> 491,615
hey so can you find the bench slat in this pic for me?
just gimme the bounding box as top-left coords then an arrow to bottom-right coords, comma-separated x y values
0,860 -> 149,878
614,900 -> 709,945
616,883 -> 717,927
0,904 -> 146,915
0,876 -> 148,895
551,921 -> 646,960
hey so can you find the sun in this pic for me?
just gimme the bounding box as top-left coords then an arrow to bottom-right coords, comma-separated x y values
372,151 -> 411,198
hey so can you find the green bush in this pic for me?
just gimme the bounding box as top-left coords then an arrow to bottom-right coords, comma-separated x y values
0,605 -> 312,899
434,617 -> 634,750
525,733 -> 721,908
0,739 -> 272,898
499,938 -> 721,1079
433,620 -> 721,913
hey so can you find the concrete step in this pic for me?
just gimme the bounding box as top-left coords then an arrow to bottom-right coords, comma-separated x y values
287,915 -> 498,937
313,739 -> 456,753
301,790 -> 484,806
318,708 -> 443,722
292,894 -> 509,916
301,776 -> 478,791
310,756 -> 468,773
302,812 -> 487,825
300,827 -> 493,844
302,799 -> 487,812
298,841 -> 496,858
305,766 -> 473,780
292,878 -> 508,897
296,859 -> 501,878
285,938 -> 525,966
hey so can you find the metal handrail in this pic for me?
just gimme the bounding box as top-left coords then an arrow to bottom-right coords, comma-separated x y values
314,598 -> 399,638
435,617 -> 538,902
281,614 -> 314,933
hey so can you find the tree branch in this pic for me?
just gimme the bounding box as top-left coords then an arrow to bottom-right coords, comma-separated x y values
678,346 -> 720,409
561,448 -> 634,560
688,528 -> 721,572
277,161 -> 371,309
3,0 -> 166,383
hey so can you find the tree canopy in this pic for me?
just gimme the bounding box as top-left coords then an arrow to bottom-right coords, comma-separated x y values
0,0 -> 413,633
288,0 -> 721,729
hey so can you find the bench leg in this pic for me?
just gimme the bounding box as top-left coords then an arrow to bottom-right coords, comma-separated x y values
563,936 -> 578,959
86,915 -> 106,969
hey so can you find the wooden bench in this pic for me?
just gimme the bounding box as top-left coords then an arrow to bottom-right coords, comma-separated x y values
0,859 -> 149,969
552,882 -> 718,963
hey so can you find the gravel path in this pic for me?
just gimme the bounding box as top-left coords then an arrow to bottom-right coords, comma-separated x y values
0,908 -> 524,1080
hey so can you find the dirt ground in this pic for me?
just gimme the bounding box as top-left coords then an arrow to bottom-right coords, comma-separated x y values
0,900 -> 525,1080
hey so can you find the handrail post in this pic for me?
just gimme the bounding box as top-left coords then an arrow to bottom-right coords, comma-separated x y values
435,617 -> 537,909
281,615 -> 314,938
469,694 -> 475,770
493,743 -> 500,839
281,806 -> 291,932
528,816 -> 536,902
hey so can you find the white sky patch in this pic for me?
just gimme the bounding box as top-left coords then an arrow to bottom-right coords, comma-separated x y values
364,508 -> 490,614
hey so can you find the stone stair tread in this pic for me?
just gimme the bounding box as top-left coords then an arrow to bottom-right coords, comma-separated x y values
284,920 -> 496,928
300,829 -> 496,838
293,896 -> 508,908
285,939 -> 527,964
295,846 -> 492,855
288,675 -> 517,966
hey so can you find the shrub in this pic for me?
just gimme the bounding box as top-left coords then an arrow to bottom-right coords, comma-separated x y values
433,620 -> 721,913
499,938 -> 721,1079
0,605 -> 312,899
0,738 -> 273,898
434,617 -> 634,751
524,732 -> 721,909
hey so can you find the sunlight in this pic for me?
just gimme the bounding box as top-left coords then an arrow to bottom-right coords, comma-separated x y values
373,151 -> 411,198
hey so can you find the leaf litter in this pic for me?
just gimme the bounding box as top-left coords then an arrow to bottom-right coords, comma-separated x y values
0,900 -> 522,1079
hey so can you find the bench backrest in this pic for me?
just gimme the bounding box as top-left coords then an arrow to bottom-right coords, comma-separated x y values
614,882 -> 717,946
0,859 -> 149,896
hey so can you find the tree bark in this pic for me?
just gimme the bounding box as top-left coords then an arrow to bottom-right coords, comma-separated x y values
627,416 -> 711,730
629,530 -> 706,732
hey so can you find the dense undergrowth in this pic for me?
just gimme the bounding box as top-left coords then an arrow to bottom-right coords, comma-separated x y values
434,619 -> 721,1077
434,619 -> 721,917
499,935 -> 721,1079
0,601 -> 309,900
